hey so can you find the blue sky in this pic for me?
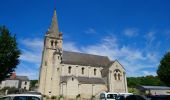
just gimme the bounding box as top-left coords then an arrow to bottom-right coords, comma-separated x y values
0,0 -> 170,79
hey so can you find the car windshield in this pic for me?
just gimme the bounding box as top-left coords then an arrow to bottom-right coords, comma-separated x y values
107,94 -> 117,99
13,96 -> 40,100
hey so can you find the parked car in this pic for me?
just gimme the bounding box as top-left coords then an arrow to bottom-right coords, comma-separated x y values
0,94 -> 43,100
100,92 -> 118,100
116,95 -> 126,100
116,93 -> 133,100
147,95 -> 170,100
125,95 -> 146,100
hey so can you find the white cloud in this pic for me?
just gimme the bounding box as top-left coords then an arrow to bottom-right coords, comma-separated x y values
63,42 -> 80,52
20,49 -> 41,63
145,31 -> 156,48
120,46 -> 146,61
21,38 -> 43,49
142,71 -> 157,76
81,36 -> 119,59
85,28 -> 97,34
16,38 -> 43,79
123,28 -> 138,37
120,59 -> 157,77
16,64 -> 39,80
19,38 -> 43,63
146,53 -> 159,63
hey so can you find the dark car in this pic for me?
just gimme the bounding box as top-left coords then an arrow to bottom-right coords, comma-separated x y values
125,95 -> 146,100
116,95 -> 126,100
147,95 -> 170,100
116,95 -> 146,100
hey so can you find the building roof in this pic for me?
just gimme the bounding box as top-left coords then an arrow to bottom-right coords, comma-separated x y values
62,51 -> 111,67
16,76 -> 29,81
138,86 -> 170,90
101,61 -> 115,77
5,75 -> 29,81
60,76 -> 106,84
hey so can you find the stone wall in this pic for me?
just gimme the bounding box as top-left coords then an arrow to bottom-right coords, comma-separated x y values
108,61 -> 127,93
60,80 -> 107,99
61,64 -> 102,78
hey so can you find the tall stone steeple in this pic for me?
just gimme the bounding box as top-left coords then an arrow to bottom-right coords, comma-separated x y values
38,9 -> 62,97
47,10 -> 60,38
45,9 -> 62,49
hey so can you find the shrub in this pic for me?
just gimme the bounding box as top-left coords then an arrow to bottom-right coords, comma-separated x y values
91,95 -> 95,100
76,94 -> 80,98
46,96 -> 50,99
51,95 -> 57,99
58,95 -> 64,100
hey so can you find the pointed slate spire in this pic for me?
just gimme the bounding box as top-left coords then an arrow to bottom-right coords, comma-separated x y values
47,9 -> 59,37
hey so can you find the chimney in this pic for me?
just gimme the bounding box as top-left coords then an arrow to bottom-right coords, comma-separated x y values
10,72 -> 16,79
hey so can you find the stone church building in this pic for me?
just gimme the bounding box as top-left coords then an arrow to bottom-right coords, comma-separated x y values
38,10 -> 128,99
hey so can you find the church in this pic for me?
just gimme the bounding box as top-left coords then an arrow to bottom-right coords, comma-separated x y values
38,10 -> 128,99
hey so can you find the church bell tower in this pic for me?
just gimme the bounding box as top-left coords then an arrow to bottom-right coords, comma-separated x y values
38,10 -> 62,97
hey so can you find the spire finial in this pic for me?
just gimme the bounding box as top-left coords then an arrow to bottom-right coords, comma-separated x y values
54,0 -> 57,10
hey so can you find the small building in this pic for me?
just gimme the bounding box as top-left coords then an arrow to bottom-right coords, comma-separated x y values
137,85 -> 170,95
0,73 -> 30,90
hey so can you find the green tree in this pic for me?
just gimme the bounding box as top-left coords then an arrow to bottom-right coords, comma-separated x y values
127,77 -> 140,88
30,80 -> 38,88
0,26 -> 21,82
157,52 -> 170,86
127,75 -> 165,88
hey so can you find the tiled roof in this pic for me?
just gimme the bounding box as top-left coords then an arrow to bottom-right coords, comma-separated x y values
101,61 -> 115,77
62,51 -> 111,67
60,76 -> 106,84
5,76 -> 29,81
16,76 -> 29,81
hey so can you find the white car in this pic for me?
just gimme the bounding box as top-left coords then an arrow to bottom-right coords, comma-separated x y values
0,94 -> 43,100
100,92 -> 118,100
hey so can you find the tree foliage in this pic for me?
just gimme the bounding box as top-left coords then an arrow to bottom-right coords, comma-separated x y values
157,52 -> 170,86
0,26 -> 21,82
127,75 -> 165,88
30,80 -> 38,88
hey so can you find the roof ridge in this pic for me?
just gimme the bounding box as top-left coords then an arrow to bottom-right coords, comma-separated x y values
63,50 -> 109,58
16,76 -> 28,77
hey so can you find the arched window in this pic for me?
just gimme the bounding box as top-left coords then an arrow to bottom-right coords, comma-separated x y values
82,67 -> 84,74
51,40 -> 54,46
55,41 -> 57,46
114,69 -> 121,81
118,73 -> 121,80
114,73 -> 117,80
68,66 -> 71,74
94,69 -> 97,75
45,61 -> 47,66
